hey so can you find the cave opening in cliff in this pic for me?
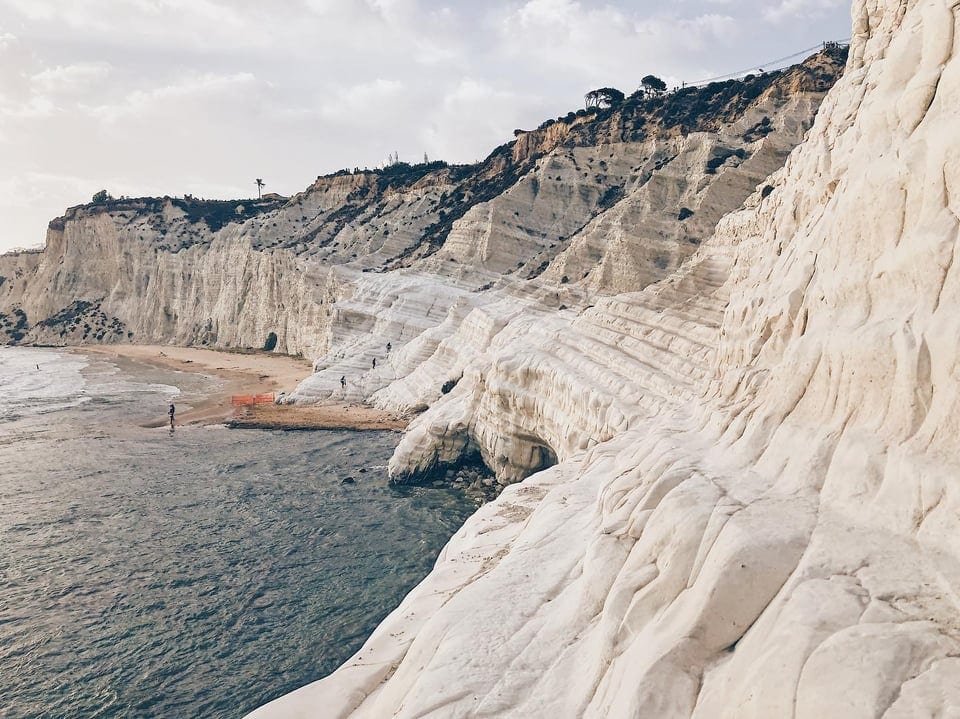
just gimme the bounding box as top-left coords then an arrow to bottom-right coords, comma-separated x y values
531,443 -> 559,474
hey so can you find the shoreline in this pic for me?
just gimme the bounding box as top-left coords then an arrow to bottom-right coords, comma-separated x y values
75,345 -> 406,431
227,404 -> 408,431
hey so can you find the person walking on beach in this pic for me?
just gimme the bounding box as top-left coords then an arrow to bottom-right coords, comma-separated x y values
372,357 -> 377,369
168,403 -> 176,429
340,375 -> 346,390
386,342 -> 391,352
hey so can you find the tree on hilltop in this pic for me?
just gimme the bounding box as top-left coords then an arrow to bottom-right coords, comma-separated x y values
91,189 -> 113,204
255,178 -> 265,198
641,75 -> 668,95
584,87 -> 625,109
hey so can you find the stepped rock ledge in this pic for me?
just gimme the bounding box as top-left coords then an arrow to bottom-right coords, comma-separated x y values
4,0 -> 960,715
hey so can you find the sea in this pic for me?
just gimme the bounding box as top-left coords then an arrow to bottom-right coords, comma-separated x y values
0,346 -> 478,718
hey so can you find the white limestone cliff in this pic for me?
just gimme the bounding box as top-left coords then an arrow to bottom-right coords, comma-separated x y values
1,51 -> 839,378
0,167 -> 472,352
4,33 -> 923,717
285,57 -> 842,413
247,0 -> 960,716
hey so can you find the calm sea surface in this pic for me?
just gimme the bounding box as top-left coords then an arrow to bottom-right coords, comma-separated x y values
0,347 -> 477,718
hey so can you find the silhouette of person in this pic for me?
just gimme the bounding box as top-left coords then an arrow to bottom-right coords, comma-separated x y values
340,375 -> 346,389
168,403 -> 175,429
386,342 -> 392,352
372,357 -> 377,369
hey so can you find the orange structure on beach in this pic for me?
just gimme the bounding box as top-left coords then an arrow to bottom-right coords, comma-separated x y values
231,393 -> 275,406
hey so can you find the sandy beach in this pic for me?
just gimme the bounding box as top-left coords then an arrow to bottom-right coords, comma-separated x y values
78,345 -> 406,431
226,404 -> 407,431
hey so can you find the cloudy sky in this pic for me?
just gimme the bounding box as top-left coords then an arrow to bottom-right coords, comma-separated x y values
0,0 -> 851,252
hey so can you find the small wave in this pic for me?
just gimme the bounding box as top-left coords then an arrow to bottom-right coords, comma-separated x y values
90,379 -> 180,398
0,347 -> 90,421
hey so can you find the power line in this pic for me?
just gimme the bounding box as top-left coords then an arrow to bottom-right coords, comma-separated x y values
688,44 -> 822,85
684,38 -> 851,88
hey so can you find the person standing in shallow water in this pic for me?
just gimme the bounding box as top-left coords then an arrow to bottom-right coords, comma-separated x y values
372,357 -> 376,369
168,403 -> 175,429
340,376 -> 346,390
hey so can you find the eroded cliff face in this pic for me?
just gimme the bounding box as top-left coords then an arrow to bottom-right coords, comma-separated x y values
418,55 -> 842,290
248,0 -> 960,716
0,250 -> 41,342
1,50 -> 842,379
285,52 -> 846,440
0,171 -> 464,354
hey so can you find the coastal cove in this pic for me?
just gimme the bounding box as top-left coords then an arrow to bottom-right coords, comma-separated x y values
5,0 -> 960,712
74,344 -> 407,431
0,346 -> 477,718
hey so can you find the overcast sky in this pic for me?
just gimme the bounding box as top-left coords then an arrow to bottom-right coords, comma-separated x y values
0,0 -> 852,252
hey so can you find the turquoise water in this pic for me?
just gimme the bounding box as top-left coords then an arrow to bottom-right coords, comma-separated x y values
0,348 -> 477,718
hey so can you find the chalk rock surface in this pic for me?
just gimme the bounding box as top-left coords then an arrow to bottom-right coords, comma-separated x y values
248,0 -> 960,717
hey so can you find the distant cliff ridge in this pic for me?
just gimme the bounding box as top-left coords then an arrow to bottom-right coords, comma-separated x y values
1,47 -> 845,361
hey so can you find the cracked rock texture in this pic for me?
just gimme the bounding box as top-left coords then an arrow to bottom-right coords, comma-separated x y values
246,0 -> 960,717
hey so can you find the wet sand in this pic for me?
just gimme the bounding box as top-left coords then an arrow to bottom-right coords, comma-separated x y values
227,404 -> 407,431
78,345 -> 406,431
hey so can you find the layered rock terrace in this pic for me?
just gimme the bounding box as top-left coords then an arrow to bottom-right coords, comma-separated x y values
250,1 -> 960,716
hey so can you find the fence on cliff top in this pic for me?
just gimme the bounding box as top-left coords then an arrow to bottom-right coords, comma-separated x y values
681,39 -> 852,90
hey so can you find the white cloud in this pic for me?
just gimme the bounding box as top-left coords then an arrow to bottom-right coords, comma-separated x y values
763,0 -> 848,23
31,62 -> 111,95
495,2 -> 741,93
319,78 -> 406,119
1,95 -> 57,119
86,72 -> 258,123
0,171 -> 107,249
634,13 -> 740,51
0,171 -> 91,204
2,0 -> 275,49
421,77 -> 543,164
